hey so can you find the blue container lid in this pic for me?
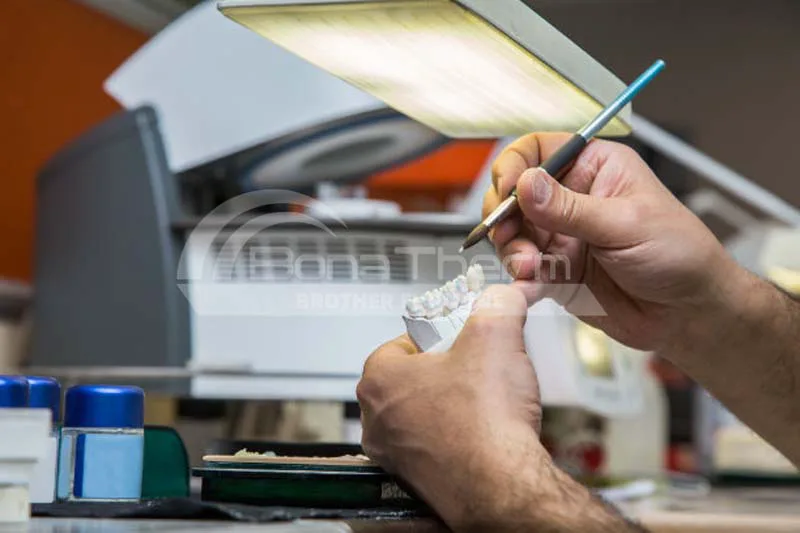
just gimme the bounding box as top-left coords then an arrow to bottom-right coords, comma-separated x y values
64,385 -> 144,429
26,376 -> 61,423
0,376 -> 28,407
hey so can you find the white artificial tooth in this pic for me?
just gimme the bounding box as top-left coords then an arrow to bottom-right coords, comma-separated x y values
442,282 -> 460,313
406,297 -> 425,318
454,275 -> 470,304
467,264 -> 485,292
431,289 -> 443,308
423,289 -> 443,318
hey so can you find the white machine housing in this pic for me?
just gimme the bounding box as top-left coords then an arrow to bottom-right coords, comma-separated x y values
181,220 -> 643,416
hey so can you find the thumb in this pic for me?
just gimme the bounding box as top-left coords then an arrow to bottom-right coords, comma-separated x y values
451,284 -> 528,355
516,168 -> 631,247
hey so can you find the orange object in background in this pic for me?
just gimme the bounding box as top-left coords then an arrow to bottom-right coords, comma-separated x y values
1,0 -> 496,280
367,140 -> 498,212
0,0 -> 147,282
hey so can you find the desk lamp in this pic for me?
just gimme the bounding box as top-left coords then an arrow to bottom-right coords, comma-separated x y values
218,0 -> 633,139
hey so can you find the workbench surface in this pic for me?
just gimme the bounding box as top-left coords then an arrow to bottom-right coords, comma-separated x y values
21,488 -> 800,532
11,519 -> 446,532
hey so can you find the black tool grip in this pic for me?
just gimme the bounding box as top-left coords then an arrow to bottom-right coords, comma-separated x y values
540,134 -> 587,181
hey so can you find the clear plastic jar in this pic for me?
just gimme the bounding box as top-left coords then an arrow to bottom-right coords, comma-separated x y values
57,385 -> 144,501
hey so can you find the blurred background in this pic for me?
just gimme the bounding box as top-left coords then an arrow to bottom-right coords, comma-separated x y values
2,0 -> 800,502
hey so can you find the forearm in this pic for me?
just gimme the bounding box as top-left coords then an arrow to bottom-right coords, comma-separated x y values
665,262 -> 800,465
497,460 -> 646,533
448,441 -> 646,533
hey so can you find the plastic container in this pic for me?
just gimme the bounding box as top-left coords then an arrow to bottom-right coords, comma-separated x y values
57,385 -> 145,501
0,375 -> 27,408
26,377 -> 61,503
0,376 -> 51,523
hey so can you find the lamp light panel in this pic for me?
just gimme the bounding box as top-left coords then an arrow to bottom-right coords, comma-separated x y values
218,0 -> 632,138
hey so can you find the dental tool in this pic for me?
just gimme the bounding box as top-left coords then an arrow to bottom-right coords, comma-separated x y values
460,60 -> 667,253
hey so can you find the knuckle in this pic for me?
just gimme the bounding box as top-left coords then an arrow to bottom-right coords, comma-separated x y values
362,338 -> 401,375
355,379 -> 371,403
360,436 -> 382,463
560,188 -> 583,226
359,357 -> 384,400
588,139 -> 640,170
466,314 -> 497,338
361,351 -> 380,377
615,142 -> 640,161
360,436 -> 375,457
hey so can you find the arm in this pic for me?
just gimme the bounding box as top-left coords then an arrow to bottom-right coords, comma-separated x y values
668,266 -> 800,465
460,441 -> 648,533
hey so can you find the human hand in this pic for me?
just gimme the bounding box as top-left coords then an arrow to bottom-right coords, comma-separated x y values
485,133 -> 740,350
358,285 -> 544,529
358,284 -> 645,532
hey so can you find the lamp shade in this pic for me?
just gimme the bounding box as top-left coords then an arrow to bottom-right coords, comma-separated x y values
218,0 -> 633,139
105,1 -> 444,176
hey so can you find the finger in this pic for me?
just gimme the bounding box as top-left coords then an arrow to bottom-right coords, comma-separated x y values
491,216 -> 522,252
482,185 -> 499,219
536,236 -> 586,285
521,216 -> 554,253
511,279 -> 546,306
358,335 -> 421,413
363,334 -> 418,369
486,185 -> 551,255
451,285 -> 528,356
492,133 -> 574,199
517,168 -> 637,248
359,335 -> 419,391
483,184 -> 528,252
500,238 -> 541,279
556,139 -> 607,196
372,334 -> 419,359
510,279 -> 589,307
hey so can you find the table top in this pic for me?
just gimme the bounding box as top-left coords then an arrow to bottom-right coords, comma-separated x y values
4,519 -> 446,533
628,487 -> 800,533
19,488 -> 800,533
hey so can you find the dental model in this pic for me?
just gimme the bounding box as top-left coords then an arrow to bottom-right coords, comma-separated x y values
404,265 -> 486,352
403,265 -> 644,418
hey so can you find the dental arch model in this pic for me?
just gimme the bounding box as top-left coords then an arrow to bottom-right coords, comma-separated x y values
403,265 -> 645,418
403,265 -> 486,353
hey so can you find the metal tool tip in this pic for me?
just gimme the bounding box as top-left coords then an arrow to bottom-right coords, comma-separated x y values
460,223 -> 490,253
458,246 -> 464,253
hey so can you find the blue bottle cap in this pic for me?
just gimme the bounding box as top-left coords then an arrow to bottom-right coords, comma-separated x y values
26,376 -> 61,423
64,385 -> 144,429
0,376 -> 28,407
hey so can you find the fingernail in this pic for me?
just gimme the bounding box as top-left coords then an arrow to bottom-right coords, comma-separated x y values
488,228 -> 496,244
531,169 -> 552,206
506,254 -> 522,278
